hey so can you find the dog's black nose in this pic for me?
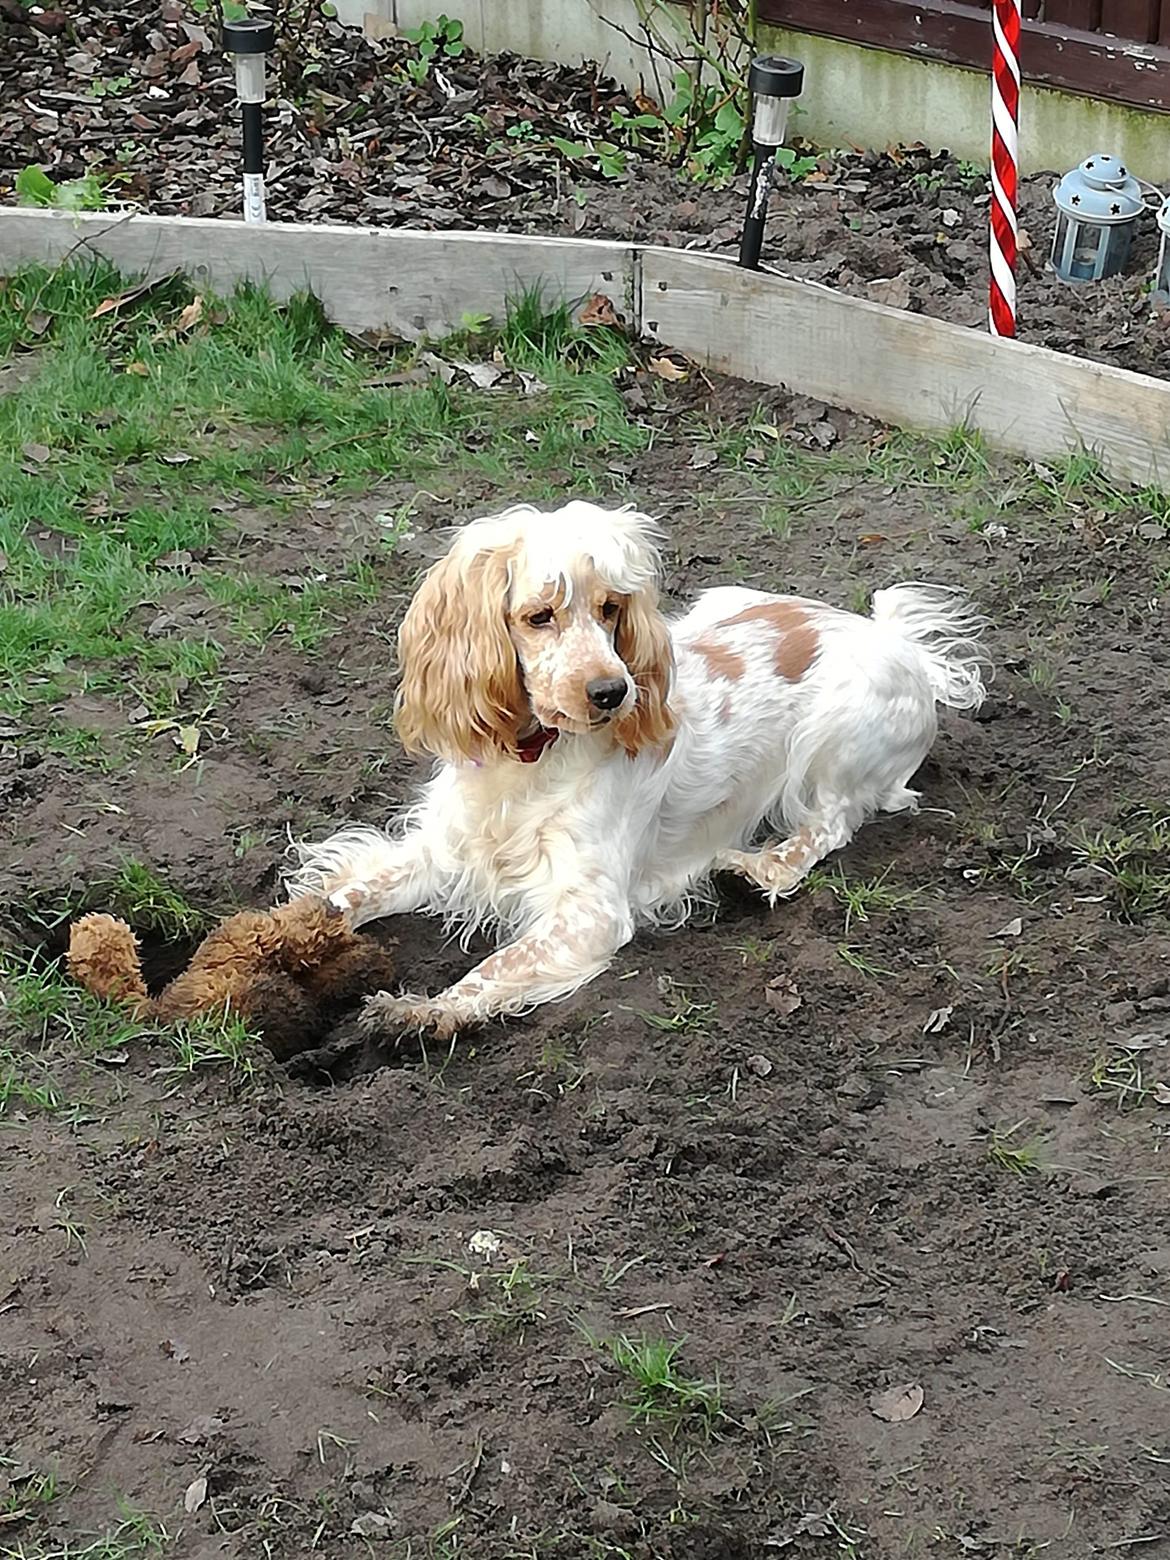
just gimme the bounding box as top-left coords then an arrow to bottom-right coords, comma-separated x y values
586,676 -> 628,712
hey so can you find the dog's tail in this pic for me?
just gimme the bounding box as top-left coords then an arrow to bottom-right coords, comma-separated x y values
66,913 -> 152,1014
870,583 -> 989,712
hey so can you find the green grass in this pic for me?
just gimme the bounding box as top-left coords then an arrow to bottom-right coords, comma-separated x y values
985,1121 -> 1047,1176
0,949 -> 147,1062
161,1009 -> 260,1080
21,860 -> 215,944
0,1458 -> 60,1526
0,1046 -> 67,1118
607,1335 -> 723,1431
633,977 -> 714,1035
96,862 -> 213,940
1069,811 -> 1170,921
1089,1042 -> 1164,1111
0,264 -> 644,741
836,943 -> 894,979
0,1505 -> 170,1559
0,936 -> 260,1121
807,866 -> 919,933
0,947 -> 143,1123
454,1257 -> 550,1332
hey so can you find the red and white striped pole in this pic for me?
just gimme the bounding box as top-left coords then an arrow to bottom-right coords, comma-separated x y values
989,0 -> 1022,337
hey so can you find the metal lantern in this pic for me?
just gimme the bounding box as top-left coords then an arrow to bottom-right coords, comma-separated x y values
738,54 -> 805,271
1050,153 -> 1143,283
223,17 -> 276,224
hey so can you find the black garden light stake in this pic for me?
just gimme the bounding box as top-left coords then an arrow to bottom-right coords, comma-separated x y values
738,54 -> 804,270
224,17 -> 276,223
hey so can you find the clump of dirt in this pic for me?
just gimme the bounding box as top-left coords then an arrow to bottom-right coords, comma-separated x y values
3,367 -> 1170,1555
4,0 -> 1170,377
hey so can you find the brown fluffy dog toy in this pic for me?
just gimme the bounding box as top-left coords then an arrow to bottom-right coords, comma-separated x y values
67,897 -> 396,1061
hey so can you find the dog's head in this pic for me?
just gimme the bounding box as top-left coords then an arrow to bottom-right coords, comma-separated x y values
395,501 -> 675,765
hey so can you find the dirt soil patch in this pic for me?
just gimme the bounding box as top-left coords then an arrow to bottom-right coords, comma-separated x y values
3,318 -> 1170,1557
4,0 -> 1170,378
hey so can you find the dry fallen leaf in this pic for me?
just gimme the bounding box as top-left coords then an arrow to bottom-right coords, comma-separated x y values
351,1513 -> 395,1538
992,917 -> 1023,939
922,1003 -> 954,1035
1153,1082 -> 1170,1106
174,295 -> 204,333
869,1382 -> 924,1422
765,976 -> 802,1016
453,360 -> 503,390
175,725 -> 200,758
22,442 -> 50,464
123,361 -> 149,377
418,351 -> 456,386
579,291 -> 620,327
649,354 -> 688,382
183,1474 -> 208,1514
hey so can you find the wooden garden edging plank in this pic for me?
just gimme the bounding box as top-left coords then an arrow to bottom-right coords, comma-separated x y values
639,247 -> 1170,487
0,209 -> 637,340
3,207 -> 1170,484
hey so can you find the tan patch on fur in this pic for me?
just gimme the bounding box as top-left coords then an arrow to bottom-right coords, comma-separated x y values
396,542 -> 527,763
719,694 -> 733,722
614,588 -> 676,756
691,634 -> 746,683
774,827 -> 814,870
470,913 -> 580,987
722,599 -> 820,682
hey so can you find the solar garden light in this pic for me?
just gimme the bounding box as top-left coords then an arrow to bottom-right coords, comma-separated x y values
223,17 -> 276,223
738,54 -> 805,271
1050,153 -> 1143,283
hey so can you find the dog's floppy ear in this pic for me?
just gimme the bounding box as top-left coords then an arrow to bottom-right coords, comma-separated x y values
614,587 -> 675,756
396,545 -> 526,763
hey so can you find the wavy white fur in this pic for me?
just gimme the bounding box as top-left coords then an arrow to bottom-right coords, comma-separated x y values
286,501 -> 989,1038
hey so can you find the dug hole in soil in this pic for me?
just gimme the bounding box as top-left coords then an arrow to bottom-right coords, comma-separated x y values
4,0 -> 1170,378
3,352 -> 1170,1557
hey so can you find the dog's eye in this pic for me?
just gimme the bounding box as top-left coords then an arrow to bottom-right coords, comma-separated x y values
600,600 -> 619,621
528,608 -> 554,628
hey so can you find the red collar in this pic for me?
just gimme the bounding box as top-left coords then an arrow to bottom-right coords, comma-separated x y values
516,726 -> 560,763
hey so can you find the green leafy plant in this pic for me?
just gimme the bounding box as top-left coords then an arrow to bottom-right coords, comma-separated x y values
190,0 -> 248,20
549,134 -> 627,180
667,79 -> 745,182
633,1 -> 760,181
88,74 -> 133,100
16,166 -> 109,212
775,145 -> 818,182
403,13 -> 465,83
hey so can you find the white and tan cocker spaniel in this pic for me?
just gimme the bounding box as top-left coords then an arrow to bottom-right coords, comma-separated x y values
287,501 -> 987,1038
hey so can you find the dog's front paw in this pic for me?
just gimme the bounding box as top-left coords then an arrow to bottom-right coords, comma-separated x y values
359,991 -> 464,1042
